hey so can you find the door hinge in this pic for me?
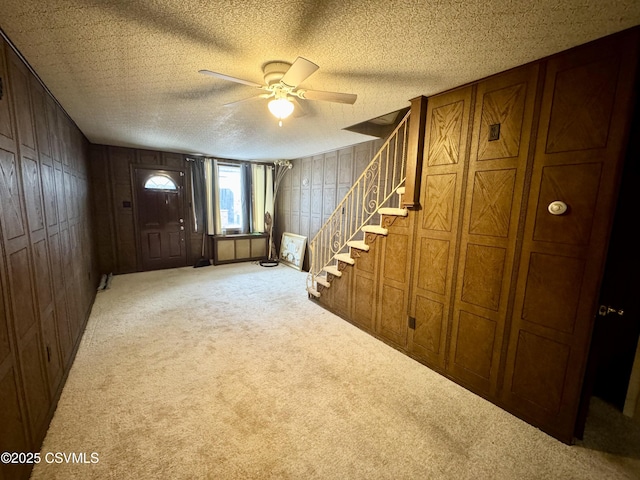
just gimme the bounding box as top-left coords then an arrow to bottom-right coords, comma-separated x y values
180,171 -> 185,177
408,317 -> 416,329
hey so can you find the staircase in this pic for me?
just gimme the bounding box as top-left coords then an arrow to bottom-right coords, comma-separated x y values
306,111 -> 410,296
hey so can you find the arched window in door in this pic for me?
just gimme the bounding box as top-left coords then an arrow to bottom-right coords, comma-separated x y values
144,175 -> 177,191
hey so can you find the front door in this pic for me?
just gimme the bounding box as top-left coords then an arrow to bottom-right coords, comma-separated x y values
134,167 -> 187,271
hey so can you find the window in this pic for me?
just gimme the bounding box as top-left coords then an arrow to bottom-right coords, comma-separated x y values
144,175 -> 177,191
196,158 -> 271,235
217,163 -> 244,231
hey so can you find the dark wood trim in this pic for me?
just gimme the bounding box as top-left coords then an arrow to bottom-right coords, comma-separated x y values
402,96 -> 428,209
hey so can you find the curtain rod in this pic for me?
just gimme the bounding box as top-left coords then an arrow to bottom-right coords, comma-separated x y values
186,157 -> 279,167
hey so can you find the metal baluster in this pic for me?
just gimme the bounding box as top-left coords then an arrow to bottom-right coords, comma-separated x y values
307,112 -> 410,285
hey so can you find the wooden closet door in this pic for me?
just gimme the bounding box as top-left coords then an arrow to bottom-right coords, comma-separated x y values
3,45 -> 51,447
447,64 -> 540,395
501,29 -> 640,443
29,76 -> 63,399
0,41 -> 31,480
407,86 -> 474,369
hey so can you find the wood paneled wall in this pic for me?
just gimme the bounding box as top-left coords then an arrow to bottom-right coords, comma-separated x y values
313,27 -> 640,443
500,31 -> 639,440
88,145 -> 198,274
0,39 -> 97,480
275,139 -> 383,269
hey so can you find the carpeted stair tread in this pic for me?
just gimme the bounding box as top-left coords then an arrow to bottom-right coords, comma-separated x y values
361,225 -> 388,235
347,240 -> 370,251
307,287 -> 321,297
335,253 -> 355,265
379,207 -> 408,216
323,265 -> 342,277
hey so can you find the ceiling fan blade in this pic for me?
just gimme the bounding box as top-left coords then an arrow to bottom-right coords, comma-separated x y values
290,97 -> 308,118
298,89 -> 357,105
199,70 -> 263,88
280,57 -> 319,88
223,93 -> 272,107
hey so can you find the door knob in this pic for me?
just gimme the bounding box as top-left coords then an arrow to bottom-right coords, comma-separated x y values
598,305 -> 624,317
548,201 -> 568,215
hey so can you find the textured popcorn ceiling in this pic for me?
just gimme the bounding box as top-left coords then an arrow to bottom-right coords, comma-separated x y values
1,1 -> 639,161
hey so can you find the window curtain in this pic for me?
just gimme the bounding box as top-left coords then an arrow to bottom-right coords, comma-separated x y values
205,158 -> 222,235
240,163 -> 251,234
265,166 -> 274,222
190,158 -> 206,233
251,164 -> 266,232
264,165 -> 276,259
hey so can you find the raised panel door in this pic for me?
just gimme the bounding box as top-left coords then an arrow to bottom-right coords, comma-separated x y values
501,29 -> 640,442
408,86 -> 474,369
377,214 -> 415,348
134,167 -> 187,271
448,64 -> 540,394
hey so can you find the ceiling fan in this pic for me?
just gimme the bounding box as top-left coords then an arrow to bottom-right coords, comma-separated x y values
199,57 -> 357,126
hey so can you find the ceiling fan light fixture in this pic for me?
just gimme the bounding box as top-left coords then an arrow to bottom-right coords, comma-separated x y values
200,57 -> 355,127
268,97 -> 294,125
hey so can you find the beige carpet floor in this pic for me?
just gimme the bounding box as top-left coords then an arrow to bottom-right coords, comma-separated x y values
30,262 -> 640,479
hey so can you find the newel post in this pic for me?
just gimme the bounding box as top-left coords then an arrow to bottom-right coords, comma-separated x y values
402,95 -> 428,209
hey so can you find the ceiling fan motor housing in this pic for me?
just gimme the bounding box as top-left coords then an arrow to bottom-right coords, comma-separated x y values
263,61 -> 291,86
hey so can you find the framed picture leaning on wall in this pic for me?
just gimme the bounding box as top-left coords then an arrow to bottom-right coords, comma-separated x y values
279,232 -> 307,271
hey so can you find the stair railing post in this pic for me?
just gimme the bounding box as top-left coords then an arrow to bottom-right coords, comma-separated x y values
403,96 -> 428,209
